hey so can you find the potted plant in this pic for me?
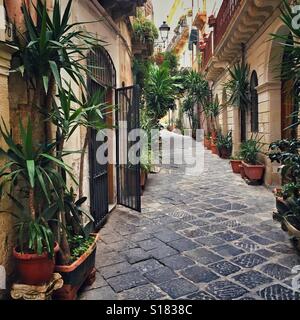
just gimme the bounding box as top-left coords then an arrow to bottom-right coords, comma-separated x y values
239,164 -> 246,179
272,185 -> 297,222
210,141 -> 219,155
216,132 -> 232,159
269,139 -> 300,224
54,189 -> 98,300
132,11 -> 159,44
204,132 -> 211,149
279,197 -> 300,250
230,154 -> 243,174
240,137 -> 265,181
9,0 -> 108,298
0,119 -> 66,285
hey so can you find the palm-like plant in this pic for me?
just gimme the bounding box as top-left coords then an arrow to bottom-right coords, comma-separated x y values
225,63 -> 250,111
145,64 -> 182,124
0,118 -> 74,256
182,96 -> 196,130
271,0 -> 300,131
183,70 -> 210,107
10,0 -> 109,265
13,0 -> 104,142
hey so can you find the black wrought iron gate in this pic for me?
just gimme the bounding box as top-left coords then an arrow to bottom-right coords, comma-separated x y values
87,47 -> 116,229
88,83 -> 109,229
116,85 -> 141,212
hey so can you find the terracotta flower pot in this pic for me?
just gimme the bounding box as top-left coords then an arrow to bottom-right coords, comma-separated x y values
210,143 -> 218,155
219,147 -> 232,159
13,242 -> 59,285
230,160 -> 242,174
54,233 -> 99,300
141,170 -> 147,189
204,137 -> 211,148
239,164 -> 246,179
211,131 -> 217,141
242,161 -> 265,181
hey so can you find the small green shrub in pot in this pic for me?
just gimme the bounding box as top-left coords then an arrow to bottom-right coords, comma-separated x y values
0,119 -> 71,285
240,136 -> 265,181
216,131 -> 232,159
240,136 -> 263,165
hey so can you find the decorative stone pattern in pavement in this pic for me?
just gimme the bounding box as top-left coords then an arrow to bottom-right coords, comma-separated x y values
79,133 -> 300,300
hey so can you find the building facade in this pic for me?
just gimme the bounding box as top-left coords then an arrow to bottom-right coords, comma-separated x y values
0,0 -> 151,297
201,0 -> 289,187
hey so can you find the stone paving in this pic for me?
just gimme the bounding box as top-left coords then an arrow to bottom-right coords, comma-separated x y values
79,132 -> 300,300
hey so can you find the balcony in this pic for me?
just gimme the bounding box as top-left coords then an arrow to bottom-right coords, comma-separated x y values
203,0 -> 282,79
214,0 -> 242,50
201,32 -> 212,71
167,24 -> 189,55
132,38 -> 154,58
98,0 -> 147,21
192,11 -> 207,30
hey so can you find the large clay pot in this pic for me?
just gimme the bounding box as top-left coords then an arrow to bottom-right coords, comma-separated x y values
239,164 -> 246,179
219,147 -> 232,159
210,143 -> 218,155
242,161 -> 265,181
230,160 -> 242,174
13,242 -> 59,285
141,170 -> 147,189
211,131 -> 217,141
54,234 -> 99,300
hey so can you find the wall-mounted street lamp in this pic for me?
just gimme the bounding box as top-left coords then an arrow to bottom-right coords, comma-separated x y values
159,21 -> 170,42
154,21 -> 171,50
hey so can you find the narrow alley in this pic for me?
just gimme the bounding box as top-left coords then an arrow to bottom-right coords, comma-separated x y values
80,132 -> 300,301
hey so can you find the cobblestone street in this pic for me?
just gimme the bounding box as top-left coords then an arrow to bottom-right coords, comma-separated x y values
80,134 -> 300,300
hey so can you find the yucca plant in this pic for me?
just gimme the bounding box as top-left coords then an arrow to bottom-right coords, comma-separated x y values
183,70 -> 210,108
240,135 -> 264,165
225,63 -> 250,111
145,64 -> 183,124
10,0 -> 109,265
0,118 -> 74,256
270,0 -> 300,131
13,0 -> 104,142
49,86 -> 109,263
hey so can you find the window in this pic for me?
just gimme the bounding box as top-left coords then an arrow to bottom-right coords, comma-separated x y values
250,71 -> 259,132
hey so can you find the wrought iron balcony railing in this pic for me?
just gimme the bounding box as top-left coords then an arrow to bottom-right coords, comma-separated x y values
214,0 -> 242,49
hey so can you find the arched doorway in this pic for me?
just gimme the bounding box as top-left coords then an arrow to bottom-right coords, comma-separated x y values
87,47 -> 116,229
